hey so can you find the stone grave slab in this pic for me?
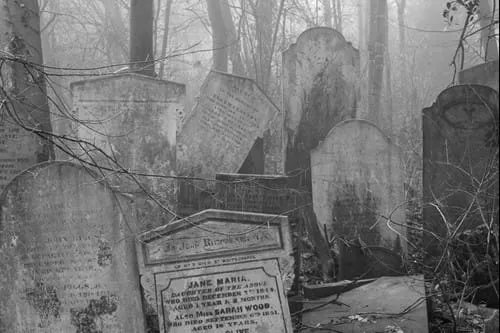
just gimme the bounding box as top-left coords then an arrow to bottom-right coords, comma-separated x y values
283,27 -> 359,189
177,71 -> 280,178
423,84 -> 499,255
71,73 -> 184,195
0,161 -> 145,333
136,209 -> 294,333
301,275 -> 428,333
311,119 -> 407,253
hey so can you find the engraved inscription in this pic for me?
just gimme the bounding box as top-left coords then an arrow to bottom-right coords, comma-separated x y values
0,122 -> 37,191
145,221 -> 282,264
157,261 -> 289,333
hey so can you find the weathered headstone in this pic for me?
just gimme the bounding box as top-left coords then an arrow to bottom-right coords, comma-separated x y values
283,27 -> 359,189
136,209 -> 294,333
459,60 -> 499,91
71,73 -> 184,196
0,162 -> 145,332
177,71 -> 280,178
0,121 -> 41,192
423,84 -> 499,254
311,119 -> 407,253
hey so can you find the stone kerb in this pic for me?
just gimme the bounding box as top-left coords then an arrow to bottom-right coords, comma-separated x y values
0,161 -> 145,333
136,209 -> 294,333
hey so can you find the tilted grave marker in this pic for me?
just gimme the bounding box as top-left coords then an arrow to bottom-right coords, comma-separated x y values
0,161 -> 145,333
177,71 -> 281,178
136,209 -> 294,333
311,120 -> 407,253
283,27 -> 359,189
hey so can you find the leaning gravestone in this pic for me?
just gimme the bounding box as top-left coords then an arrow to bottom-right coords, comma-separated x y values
177,71 -> 281,178
283,27 -> 359,189
0,162 -> 145,332
423,85 -> 499,254
71,73 -> 184,195
136,209 -> 294,333
311,120 -> 407,253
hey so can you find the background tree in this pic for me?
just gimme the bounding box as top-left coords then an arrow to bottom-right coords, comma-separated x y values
0,0 -> 53,161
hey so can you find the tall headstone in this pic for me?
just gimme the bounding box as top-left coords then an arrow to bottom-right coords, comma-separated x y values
423,85 -> 499,254
311,120 -> 407,253
71,73 -> 184,196
283,27 -> 359,188
177,71 -> 281,178
0,162 -> 145,332
136,209 -> 294,333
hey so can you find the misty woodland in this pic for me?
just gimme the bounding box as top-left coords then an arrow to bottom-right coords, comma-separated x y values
0,0 -> 498,332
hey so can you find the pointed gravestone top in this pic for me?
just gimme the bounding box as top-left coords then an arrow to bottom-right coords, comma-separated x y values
136,209 -> 294,333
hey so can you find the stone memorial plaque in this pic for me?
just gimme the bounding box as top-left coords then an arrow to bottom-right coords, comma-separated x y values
177,71 -> 280,178
311,120 -> 407,253
136,209 -> 294,333
71,73 -> 184,195
0,162 -> 145,333
423,85 -> 499,254
283,27 -> 359,189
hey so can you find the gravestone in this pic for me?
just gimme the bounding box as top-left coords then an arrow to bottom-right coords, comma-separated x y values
311,120 -> 407,253
459,60 -> 499,91
177,71 -> 280,178
0,121 -> 41,192
71,73 -> 184,196
136,209 -> 294,333
0,162 -> 145,332
283,27 -> 359,189
423,84 -> 499,254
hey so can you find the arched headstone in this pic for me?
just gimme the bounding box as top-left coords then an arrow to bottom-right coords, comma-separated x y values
283,27 -> 359,188
0,162 -> 145,332
423,85 -> 499,254
311,120 -> 407,253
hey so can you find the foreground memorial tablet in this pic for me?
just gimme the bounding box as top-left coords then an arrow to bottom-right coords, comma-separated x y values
136,209 -> 294,333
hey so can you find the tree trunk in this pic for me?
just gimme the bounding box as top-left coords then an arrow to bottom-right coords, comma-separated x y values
335,0 -> 343,33
323,0 -> 333,27
104,0 -> 128,64
367,0 -> 388,126
479,0 -> 499,61
129,0 -> 155,76
220,0 -> 245,75
0,0 -> 54,161
159,0 -> 173,78
206,0 -> 228,72
255,0 -> 274,92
